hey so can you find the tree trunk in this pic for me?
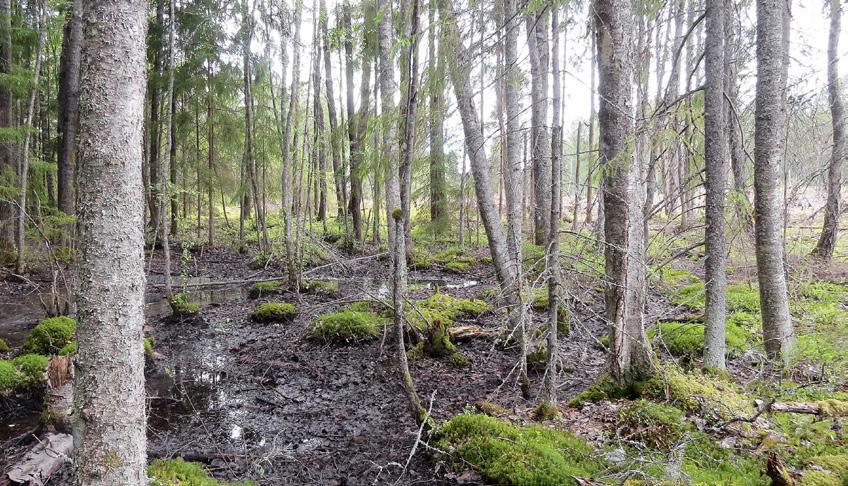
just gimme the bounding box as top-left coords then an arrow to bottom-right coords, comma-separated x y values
343,2 -> 364,241
73,0 -> 148,483
207,61 -> 215,246
169,95 -> 178,238
378,0 -> 400,258
754,0 -> 793,361
0,0 -> 13,248
311,0 -> 327,224
147,0 -> 164,235
526,6 -> 551,245
56,0 -> 82,216
159,0 -> 177,297
440,0 -> 528,393
585,29 -> 596,225
594,0 -> 653,385
813,0 -> 844,260
321,0 -> 347,221
429,0 -> 447,235
282,2 -> 302,287
702,0 -> 728,371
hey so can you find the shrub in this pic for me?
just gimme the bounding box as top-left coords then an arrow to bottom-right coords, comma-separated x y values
435,413 -> 601,485
248,280 -> 283,299
148,458 -> 254,486
312,310 -> 384,343
618,399 -> 690,449
12,354 -> 49,385
252,302 -> 298,323
22,316 -> 76,355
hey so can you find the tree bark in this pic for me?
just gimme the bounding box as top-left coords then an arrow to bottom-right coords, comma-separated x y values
57,0 -> 82,216
343,1 -> 364,240
813,0 -> 844,260
703,0 -> 728,370
73,0 -> 148,483
429,0 -> 447,235
282,1 -> 302,287
160,0 -> 176,297
378,0 -> 400,258
754,0 -> 793,361
321,0 -> 347,221
526,6 -> 551,245
594,0 -> 653,385
147,0 -> 164,235
311,0 -> 327,224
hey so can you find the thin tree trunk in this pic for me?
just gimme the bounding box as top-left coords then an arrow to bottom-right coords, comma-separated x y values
754,0 -> 793,361
207,61 -> 215,246
14,2 -> 47,274
428,0 -> 447,235
594,0 -> 653,385
813,0 -> 844,260
0,0 -> 14,247
343,1 -> 364,240
56,0 -> 82,216
282,1 -> 301,287
703,0 -> 728,370
147,0 -> 164,235
378,0 -> 400,257
321,0 -> 347,220
160,0 -> 176,297
527,5 -> 551,245
585,29 -> 596,225
73,0 -> 148,483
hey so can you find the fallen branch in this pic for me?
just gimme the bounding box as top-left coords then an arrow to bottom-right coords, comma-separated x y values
6,433 -> 72,485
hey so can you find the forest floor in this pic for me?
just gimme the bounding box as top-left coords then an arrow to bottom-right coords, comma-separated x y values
1,222 -> 847,485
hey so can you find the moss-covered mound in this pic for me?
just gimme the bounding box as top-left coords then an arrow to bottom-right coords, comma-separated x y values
58,341 -> 76,356
248,280 -> 284,299
22,316 -> 76,355
618,399 -> 690,449
170,293 -> 200,317
530,286 -> 570,334
649,321 -> 751,357
148,458 -> 254,486
0,360 -> 23,392
302,279 -> 340,295
433,247 -> 478,273
252,302 -> 298,323
312,310 -> 384,343
673,282 -> 760,314
800,455 -> 848,485
435,413 -> 602,485
641,364 -> 753,421
0,354 -> 49,392
409,247 -> 433,270
0,338 -> 9,353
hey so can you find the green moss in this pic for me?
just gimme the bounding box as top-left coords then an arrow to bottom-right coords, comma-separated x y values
0,338 -> 9,353
568,375 -> 641,407
419,292 -> 489,319
471,401 -> 509,416
0,360 -> 24,391
252,302 -> 299,323
435,414 -> 602,486
533,402 -> 561,421
726,284 -> 761,313
530,287 -> 570,333
170,293 -> 200,317
406,341 -> 425,360
445,261 -> 471,273
649,321 -> 750,357
22,316 -> 76,355
679,433 -> 769,485
618,400 -> 690,449
673,282 -> 707,310
144,337 -> 154,357
656,267 -> 700,286
409,247 -> 433,270
148,458 -> 254,486
312,310 -> 384,343
58,341 -> 76,356
422,320 -> 457,357
303,279 -> 340,294
801,282 -> 848,304
800,455 -> 848,486
448,352 -> 471,368
817,399 -> 848,417
248,280 -> 283,298
11,354 -> 49,385
641,364 -> 753,421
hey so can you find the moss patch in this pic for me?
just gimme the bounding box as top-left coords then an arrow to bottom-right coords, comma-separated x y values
435,413 -> 602,486
0,338 -> 9,353
148,458 -> 254,486
170,293 -> 200,317
800,455 -> 848,485
0,360 -> 24,392
641,364 -> 753,421
649,321 -> 751,357
312,310 -> 384,343
144,337 -> 154,357
618,399 -> 690,449
58,341 -> 76,356
248,280 -> 283,299
22,316 -> 76,355
568,375 -> 641,408
408,292 -> 489,330
252,302 -> 299,323
409,247 -> 433,270
303,279 -> 340,295
448,351 -> 471,368
12,354 -> 49,385
533,402 -> 561,421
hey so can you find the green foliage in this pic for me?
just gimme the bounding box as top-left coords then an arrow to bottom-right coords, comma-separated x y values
248,280 -> 283,299
672,282 -> 760,314
618,400 -> 690,449
22,316 -> 76,355
435,414 -> 602,485
649,321 -> 751,357
409,247 -> 433,270
800,455 -> 848,485
422,320 -> 457,357
0,338 -> 9,353
801,282 -> 848,304
419,292 -> 489,319
678,433 -> 769,485
312,310 -> 384,343
11,354 -> 49,385
448,352 -> 471,368
568,375 -> 641,408
527,346 -> 550,371
533,402 -> 561,421
252,302 -> 298,323
445,260 -> 471,273
655,267 -> 700,287
170,293 -> 200,317
148,459 -> 254,486
0,360 -> 24,392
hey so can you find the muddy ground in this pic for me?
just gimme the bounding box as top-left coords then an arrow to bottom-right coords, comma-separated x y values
0,244 -> 614,485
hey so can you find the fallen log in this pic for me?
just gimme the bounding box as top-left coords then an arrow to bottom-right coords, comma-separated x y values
5,433 -> 72,485
449,324 -> 497,342
757,399 -> 848,417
